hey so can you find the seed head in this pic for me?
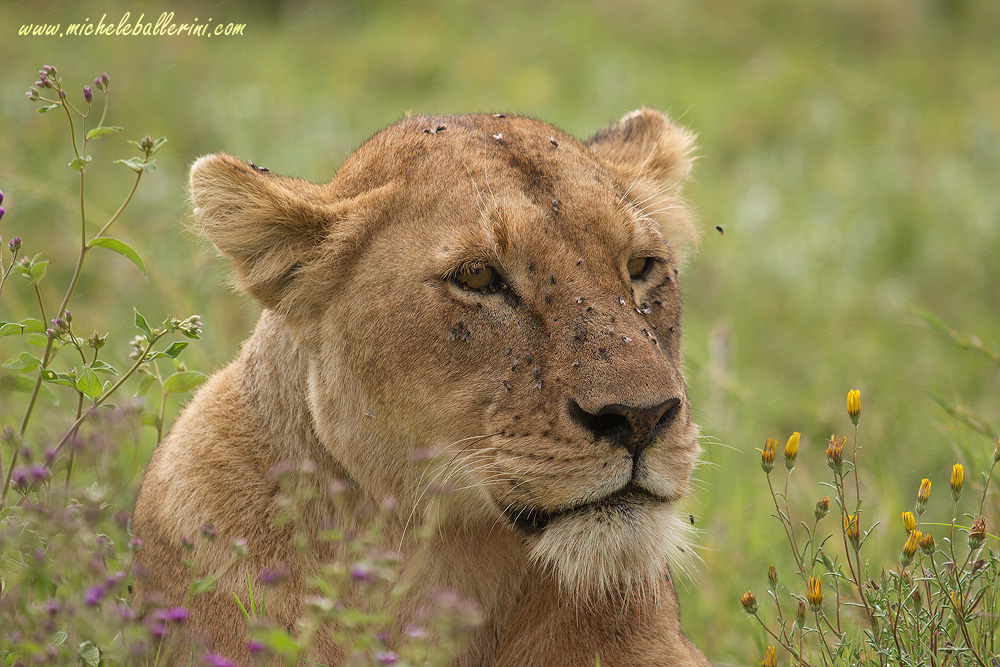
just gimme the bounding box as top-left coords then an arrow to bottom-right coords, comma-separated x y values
740,590 -> 758,614
784,431 -> 800,469
814,496 -> 830,521
825,435 -> 845,473
901,529 -> 921,567
762,646 -> 776,667
951,463 -> 963,502
919,532 -> 934,556
806,575 -> 823,612
902,511 -> 916,535
916,478 -> 931,514
844,514 -> 860,549
847,389 -> 861,425
760,438 -> 777,474
968,515 -> 986,551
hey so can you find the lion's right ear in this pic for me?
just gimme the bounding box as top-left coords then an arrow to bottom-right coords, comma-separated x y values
189,154 -> 337,311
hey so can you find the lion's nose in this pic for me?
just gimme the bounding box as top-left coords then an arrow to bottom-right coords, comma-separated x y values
569,397 -> 681,460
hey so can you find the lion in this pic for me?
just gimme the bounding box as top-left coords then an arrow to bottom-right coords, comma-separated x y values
132,108 -> 710,666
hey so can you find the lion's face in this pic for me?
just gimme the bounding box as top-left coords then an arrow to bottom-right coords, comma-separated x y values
190,109 -> 699,599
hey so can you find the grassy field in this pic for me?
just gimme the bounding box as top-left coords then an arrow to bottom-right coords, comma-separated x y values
2,0 -> 999,662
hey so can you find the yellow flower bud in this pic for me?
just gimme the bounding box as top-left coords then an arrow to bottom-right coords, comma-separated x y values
740,590 -> 759,614
901,511 -> 916,535
767,565 -> 777,591
901,529 -> 921,567
784,431 -> 800,470
919,532 -> 935,556
762,645 -> 776,667
761,438 -> 777,474
916,478 -> 931,514
951,463 -> 964,502
847,389 -> 861,425
795,601 -> 806,627
844,514 -> 861,549
814,496 -> 830,521
806,575 -> 823,612
825,435 -> 845,473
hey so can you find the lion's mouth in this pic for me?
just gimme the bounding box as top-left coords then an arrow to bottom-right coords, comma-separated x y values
503,483 -> 666,536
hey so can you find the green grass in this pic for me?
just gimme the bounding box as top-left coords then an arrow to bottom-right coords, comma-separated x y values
2,0 -> 999,662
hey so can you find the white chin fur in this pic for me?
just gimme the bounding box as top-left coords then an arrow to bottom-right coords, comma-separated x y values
528,499 -> 695,602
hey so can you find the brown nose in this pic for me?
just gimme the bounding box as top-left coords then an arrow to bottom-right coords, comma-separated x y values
570,398 -> 681,460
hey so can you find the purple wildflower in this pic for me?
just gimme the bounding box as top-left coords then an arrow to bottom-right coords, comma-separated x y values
260,563 -> 289,585
43,599 -> 60,616
203,652 -> 237,667
376,651 -> 399,665
0,208 -> 5,225
246,640 -> 264,655
83,86 -> 92,102
165,606 -> 189,622
11,467 -> 30,489
148,622 -> 166,639
129,538 -> 144,552
200,523 -> 217,540
37,75 -> 51,88
7,237 -> 18,252
29,465 -> 49,483
0,190 -> 4,204
350,562 -> 374,583
94,76 -> 102,90
26,88 -> 40,101
101,72 -> 109,85
83,584 -> 105,606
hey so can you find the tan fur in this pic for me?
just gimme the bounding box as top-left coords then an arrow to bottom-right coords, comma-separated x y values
133,109 -> 710,666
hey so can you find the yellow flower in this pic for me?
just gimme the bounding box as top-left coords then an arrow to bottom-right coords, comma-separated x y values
901,529 -> 921,567
762,645 -> 776,667
847,389 -> 861,425
844,514 -> 861,549
761,438 -> 777,474
740,590 -> 758,614
901,511 -> 916,534
806,575 -> 823,612
784,431 -> 800,470
951,463 -> 963,502
916,478 -> 931,514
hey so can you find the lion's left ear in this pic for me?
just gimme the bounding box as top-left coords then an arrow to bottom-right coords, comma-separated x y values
585,108 -> 696,189
586,109 -> 699,255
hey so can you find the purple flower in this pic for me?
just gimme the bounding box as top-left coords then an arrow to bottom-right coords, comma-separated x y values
350,562 -> 374,583
148,622 -> 166,639
153,606 -> 189,623
29,465 -> 49,483
129,538 -> 144,552
0,208 -> 6,225
94,76 -> 102,90
260,563 -> 289,585
7,237 -> 19,253
43,599 -> 60,616
83,86 -> 92,102
101,72 -> 109,85
0,190 -> 4,205
11,467 -> 30,489
37,75 -> 51,88
200,523 -> 217,539
376,651 -> 399,665
246,640 -> 264,655
203,652 -> 236,667
84,584 -> 105,606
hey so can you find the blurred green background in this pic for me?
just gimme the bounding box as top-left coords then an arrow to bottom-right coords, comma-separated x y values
2,0 -> 998,662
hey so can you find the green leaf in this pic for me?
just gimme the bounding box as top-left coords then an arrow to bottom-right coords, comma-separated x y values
140,412 -> 161,429
133,309 -> 152,340
41,369 -> 78,389
52,632 -> 68,646
27,333 -> 49,348
191,577 -> 217,596
77,641 -> 100,667
28,260 -> 49,285
69,155 -> 92,172
85,126 -> 123,140
0,375 -> 58,405
143,341 -> 189,362
134,373 -> 157,396
2,352 -> 41,372
89,360 -> 118,375
162,371 -> 207,395
0,319 -> 45,337
87,237 -> 146,277
37,103 -> 60,113
77,367 -> 103,401
114,157 -> 155,173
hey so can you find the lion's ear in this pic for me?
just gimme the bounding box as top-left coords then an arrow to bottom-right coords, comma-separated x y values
189,153 -> 336,311
587,109 -> 699,256
585,108 -> 695,190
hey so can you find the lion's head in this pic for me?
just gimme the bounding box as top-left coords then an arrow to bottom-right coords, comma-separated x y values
190,109 -> 700,602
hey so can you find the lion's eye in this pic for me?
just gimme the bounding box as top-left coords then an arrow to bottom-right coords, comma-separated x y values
627,257 -> 653,279
454,266 -> 497,291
